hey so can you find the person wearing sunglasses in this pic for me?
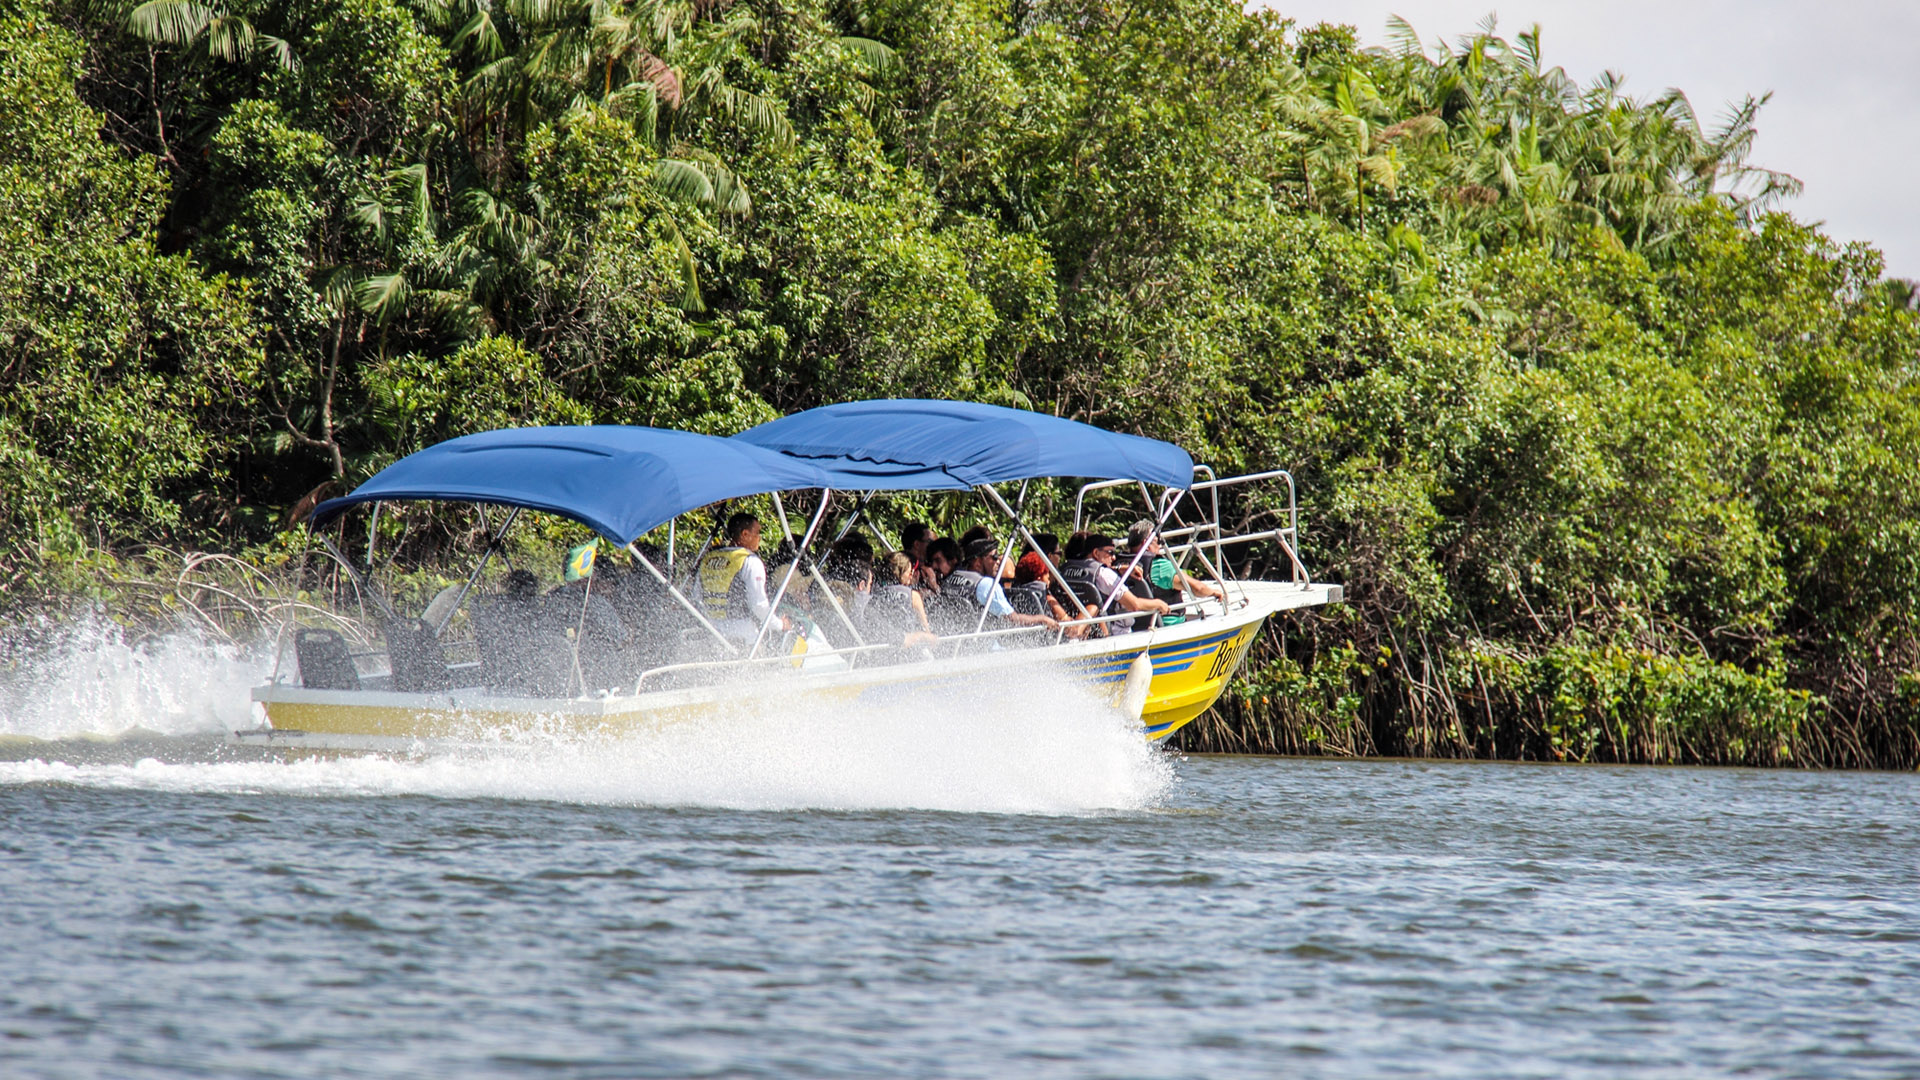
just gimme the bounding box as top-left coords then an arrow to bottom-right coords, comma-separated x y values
1058,531 -> 1171,636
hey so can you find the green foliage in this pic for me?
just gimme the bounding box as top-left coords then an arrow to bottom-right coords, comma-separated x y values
0,13 -> 261,575
5,0 -> 1918,765
363,335 -> 587,459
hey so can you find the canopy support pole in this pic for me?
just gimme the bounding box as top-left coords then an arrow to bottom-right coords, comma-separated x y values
678,503 -> 729,595
627,543 -> 737,657
826,490 -> 878,548
1098,493 -> 1184,619
966,482 -> 1028,641
802,490 -> 875,648
431,507 -> 520,637
977,484 -> 1091,627
1158,496 -> 1235,612
366,502 -> 381,573
749,490 -> 833,660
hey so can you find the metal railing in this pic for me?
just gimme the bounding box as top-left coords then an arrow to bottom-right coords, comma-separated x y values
1073,467 -> 1305,584
627,597 -> 1236,694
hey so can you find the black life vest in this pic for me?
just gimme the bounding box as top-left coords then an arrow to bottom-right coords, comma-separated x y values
1058,558 -> 1104,612
1008,581 -> 1050,617
931,569 -> 995,634
1124,558 -> 1182,630
866,583 -> 920,640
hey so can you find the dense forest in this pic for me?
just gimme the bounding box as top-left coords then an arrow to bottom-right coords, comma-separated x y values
2,0 -> 1916,765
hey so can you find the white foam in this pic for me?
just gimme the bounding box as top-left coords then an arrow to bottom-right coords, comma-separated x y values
0,619 -> 264,741
0,631 -> 1172,813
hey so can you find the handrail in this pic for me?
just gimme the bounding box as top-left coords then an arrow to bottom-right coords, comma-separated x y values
627,594 -> 1242,693
1070,465 -> 1306,588
1071,477 -> 1147,533
632,620 -> 1059,691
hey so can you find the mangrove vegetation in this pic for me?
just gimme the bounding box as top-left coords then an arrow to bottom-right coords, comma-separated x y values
2,0 -> 1917,765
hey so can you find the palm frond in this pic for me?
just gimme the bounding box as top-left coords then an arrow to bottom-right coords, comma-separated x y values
316,266 -> 360,310
662,218 -> 704,312
652,158 -> 715,205
452,9 -> 505,60
837,35 -> 898,75
257,33 -> 298,70
204,15 -> 257,63
719,86 -> 793,148
126,0 -> 212,46
392,163 -> 432,237
356,272 -> 414,320
1383,15 -> 1422,59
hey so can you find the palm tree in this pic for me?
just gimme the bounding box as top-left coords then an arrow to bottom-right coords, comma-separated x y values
123,0 -> 296,68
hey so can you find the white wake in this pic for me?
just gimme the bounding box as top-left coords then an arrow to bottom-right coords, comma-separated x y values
0,622 -> 1172,814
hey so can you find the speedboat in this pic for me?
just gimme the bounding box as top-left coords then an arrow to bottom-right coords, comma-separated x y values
242,401 -> 1341,752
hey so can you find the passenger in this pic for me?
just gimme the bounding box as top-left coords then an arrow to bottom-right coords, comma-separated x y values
610,544 -> 687,672
546,544 -> 630,690
926,537 -> 1059,636
1029,532 -> 1062,566
1024,531 -> 1080,618
825,535 -> 875,590
767,561 -> 812,614
868,551 -> 938,645
1059,531 -> 1170,636
1010,550 -> 1084,638
696,512 -> 791,645
474,568 -> 563,692
1123,519 -> 1224,628
807,541 -> 868,639
900,522 -> 940,591
957,526 -> 1017,585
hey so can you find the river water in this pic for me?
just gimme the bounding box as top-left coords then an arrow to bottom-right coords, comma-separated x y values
3,628 -> 1918,1078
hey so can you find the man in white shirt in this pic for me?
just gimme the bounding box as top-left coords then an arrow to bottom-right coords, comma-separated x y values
696,512 -> 792,644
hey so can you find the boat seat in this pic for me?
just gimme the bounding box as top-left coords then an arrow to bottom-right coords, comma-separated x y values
383,617 -> 452,693
295,628 -> 361,690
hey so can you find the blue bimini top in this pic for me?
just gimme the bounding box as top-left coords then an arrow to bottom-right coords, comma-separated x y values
308,426 -> 837,544
732,400 -> 1195,490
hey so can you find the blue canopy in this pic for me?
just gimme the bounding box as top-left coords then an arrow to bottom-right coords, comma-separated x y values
308,426 -> 836,543
732,400 -> 1195,490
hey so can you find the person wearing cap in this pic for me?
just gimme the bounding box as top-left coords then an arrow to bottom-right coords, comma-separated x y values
1059,531 -> 1170,636
1123,519 -> 1224,628
925,536 -> 1059,635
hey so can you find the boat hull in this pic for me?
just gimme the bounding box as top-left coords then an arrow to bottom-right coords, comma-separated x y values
244,581 -> 1340,752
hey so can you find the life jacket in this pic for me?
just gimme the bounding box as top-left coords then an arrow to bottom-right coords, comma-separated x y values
1058,558 -> 1104,613
1008,581 -> 1050,617
698,547 -> 753,620
867,583 -> 919,639
930,569 -> 993,634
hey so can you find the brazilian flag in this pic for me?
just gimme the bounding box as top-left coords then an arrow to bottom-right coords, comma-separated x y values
564,539 -> 598,582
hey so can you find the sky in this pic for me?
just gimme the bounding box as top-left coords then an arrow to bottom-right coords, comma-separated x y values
1261,1 -> 1920,280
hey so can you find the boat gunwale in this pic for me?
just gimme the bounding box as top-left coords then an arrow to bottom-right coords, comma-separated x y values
251,581 -> 1341,717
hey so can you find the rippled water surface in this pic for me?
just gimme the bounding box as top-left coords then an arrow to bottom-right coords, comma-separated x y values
3,631 -> 1919,1078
